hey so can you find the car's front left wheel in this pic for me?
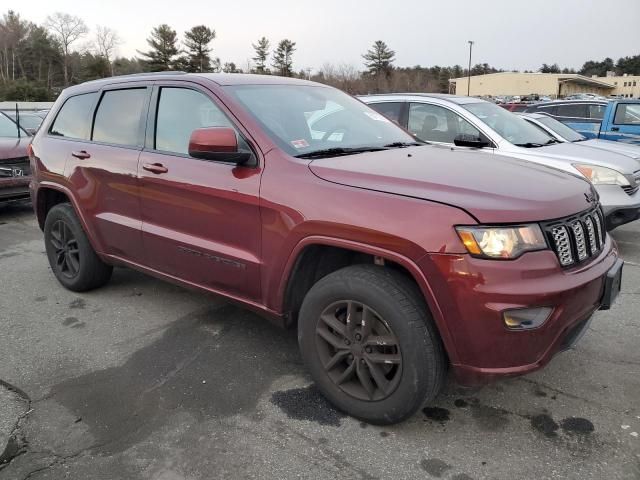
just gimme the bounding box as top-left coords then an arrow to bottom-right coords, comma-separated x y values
44,203 -> 113,292
297,264 -> 446,425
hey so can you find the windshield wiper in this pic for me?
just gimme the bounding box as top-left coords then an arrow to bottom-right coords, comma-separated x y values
514,142 -> 546,148
295,147 -> 387,159
572,138 -> 588,142
383,141 -> 426,148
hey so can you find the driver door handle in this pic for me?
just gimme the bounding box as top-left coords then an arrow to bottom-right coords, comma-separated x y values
71,150 -> 91,160
142,163 -> 168,174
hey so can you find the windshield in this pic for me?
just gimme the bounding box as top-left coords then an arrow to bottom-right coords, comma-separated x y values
535,115 -> 586,142
0,112 -> 24,138
8,114 -> 42,130
226,85 -> 418,157
462,101 -> 554,146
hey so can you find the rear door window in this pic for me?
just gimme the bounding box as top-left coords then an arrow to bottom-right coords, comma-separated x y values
49,92 -> 98,139
556,104 -> 588,119
92,88 -> 148,146
368,102 -> 404,125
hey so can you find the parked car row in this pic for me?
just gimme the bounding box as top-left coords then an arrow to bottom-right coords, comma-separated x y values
363,93 -> 640,230
523,99 -> 640,143
2,73 -> 631,425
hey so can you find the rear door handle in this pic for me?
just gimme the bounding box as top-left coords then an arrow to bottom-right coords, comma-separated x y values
71,150 -> 91,160
142,163 -> 168,174
611,127 -> 620,131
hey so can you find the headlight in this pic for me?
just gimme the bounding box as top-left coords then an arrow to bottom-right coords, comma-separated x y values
456,224 -> 547,259
573,164 -> 630,186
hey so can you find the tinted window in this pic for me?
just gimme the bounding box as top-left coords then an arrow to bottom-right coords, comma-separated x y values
49,92 -> 98,139
535,105 -> 557,116
92,88 -> 147,146
556,104 -> 588,118
155,87 -> 233,155
368,102 -> 403,125
614,104 -> 640,125
409,103 -> 480,144
587,104 -> 606,120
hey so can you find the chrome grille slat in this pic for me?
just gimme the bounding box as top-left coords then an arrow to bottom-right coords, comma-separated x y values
571,221 -> 588,261
543,207 -> 605,268
551,226 -> 573,266
584,216 -> 598,253
594,211 -> 604,245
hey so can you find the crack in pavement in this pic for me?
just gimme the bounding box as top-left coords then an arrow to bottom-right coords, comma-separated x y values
0,380 -> 32,472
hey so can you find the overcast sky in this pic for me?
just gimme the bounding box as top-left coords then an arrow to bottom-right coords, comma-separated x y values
8,0 -> 640,73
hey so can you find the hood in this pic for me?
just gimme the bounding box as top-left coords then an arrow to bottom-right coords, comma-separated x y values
523,142 -> 640,174
582,139 -> 640,163
309,145 -> 595,224
0,136 -> 30,161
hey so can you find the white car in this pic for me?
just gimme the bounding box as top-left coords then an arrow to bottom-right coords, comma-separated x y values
520,112 -> 640,161
360,93 -> 640,230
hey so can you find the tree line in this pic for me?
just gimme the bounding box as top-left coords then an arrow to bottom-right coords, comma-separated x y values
1,9 -> 639,101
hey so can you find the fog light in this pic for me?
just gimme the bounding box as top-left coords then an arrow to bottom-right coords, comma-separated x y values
503,307 -> 552,330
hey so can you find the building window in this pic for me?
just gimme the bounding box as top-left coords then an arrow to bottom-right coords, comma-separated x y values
634,81 -> 637,87
624,82 -> 627,87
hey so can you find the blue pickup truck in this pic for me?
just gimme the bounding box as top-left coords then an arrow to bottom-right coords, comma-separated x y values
524,99 -> 640,144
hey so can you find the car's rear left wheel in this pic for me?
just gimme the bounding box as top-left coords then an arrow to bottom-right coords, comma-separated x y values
44,203 -> 112,292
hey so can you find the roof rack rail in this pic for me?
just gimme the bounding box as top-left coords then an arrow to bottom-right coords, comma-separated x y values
82,71 -> 188,84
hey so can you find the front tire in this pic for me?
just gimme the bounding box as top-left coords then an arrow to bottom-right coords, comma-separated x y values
298,264 -> 446,425
44,203 -> 113,292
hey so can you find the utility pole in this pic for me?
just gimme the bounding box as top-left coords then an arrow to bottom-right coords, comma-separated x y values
467,40 -> 474,96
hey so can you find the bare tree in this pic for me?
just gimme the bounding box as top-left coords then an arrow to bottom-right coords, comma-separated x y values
45,12 -> 88,85
95,25 -> 120,76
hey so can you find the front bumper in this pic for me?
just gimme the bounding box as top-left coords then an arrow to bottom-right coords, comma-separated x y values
598,184 -> 640,230
0,176 -> 31,202
420,235 -> 618,386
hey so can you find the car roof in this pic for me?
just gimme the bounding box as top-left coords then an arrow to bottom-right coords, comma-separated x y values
63,72 -> 320,94
530,99 -> 607,106
358,93 -> 485,105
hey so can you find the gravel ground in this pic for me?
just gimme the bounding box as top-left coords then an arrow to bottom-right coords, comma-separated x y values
0,200 -> 638,480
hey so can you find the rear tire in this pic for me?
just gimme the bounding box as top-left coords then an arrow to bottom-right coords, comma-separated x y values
298,264 -> 446,425
44,203 -> 112,292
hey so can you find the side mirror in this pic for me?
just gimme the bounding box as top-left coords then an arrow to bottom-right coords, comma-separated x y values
188,127 -> 252,165
454,133 -> 491,148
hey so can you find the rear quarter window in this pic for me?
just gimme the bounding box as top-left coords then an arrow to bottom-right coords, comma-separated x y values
49,92 -> 98,139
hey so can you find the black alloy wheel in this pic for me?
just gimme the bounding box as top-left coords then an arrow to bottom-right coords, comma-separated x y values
316,300 -> 402,401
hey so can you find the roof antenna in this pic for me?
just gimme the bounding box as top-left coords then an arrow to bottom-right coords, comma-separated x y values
15,103 -> 21,138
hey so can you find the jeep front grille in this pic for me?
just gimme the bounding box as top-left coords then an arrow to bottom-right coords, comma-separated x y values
543,207 -> 606,268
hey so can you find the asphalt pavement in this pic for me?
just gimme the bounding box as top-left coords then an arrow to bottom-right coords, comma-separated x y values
0,201 -> 638,480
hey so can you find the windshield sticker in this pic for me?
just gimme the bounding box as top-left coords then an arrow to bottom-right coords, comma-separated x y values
291,139 -> 310,149
364,111 -> 391,123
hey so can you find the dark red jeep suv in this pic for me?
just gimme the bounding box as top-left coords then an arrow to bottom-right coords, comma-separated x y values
29,73 -> 623,424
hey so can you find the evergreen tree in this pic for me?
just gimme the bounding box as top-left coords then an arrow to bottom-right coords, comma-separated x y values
272,39 -> 296,77
137,24 -> 179,71
184,25 -> 216,72
362,40 -> 395,77
252,36 -> 270,74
